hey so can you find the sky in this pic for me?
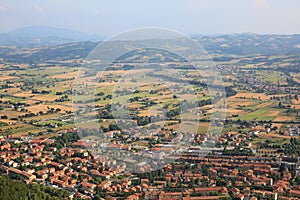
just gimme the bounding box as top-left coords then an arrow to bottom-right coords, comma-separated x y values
0,0 -> 299,36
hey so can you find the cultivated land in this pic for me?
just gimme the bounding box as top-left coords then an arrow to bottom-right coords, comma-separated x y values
0,34 -> 300,199
2,58 -> 298,136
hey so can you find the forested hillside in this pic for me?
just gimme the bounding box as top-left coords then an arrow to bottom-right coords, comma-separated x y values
0,175 -> 69,200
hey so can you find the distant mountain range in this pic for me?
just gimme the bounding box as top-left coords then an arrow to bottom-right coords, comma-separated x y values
193,33 -> 300,56
0,26 -> 299,63
0,26 -> 105,47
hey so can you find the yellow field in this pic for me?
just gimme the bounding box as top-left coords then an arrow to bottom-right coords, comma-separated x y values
26,104 -> 74,114
260,132 -> 296,139
274,115 -> 295,122
256,102 -> 273,108
1,110 -> 24,118
291,99 -> 300,109
263,110 -> 280,117
13,92 -> 35,98
0,87 -> 20,93
0,119 -> 18,124
32,95 -> 58,102
139,109 -> 161,117
225,108 -> 247,116
128,103 -> 144,109
0,75 -> 19,81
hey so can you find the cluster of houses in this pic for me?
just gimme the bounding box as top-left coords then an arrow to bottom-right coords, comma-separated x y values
0,128 -> 300,199
234,67 -> 299,96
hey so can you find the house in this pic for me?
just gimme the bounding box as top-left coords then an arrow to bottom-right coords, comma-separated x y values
154,180 -> 167,187
49,161 -> 64,169
98,172 -> 111,180
30,139 -> 48,145
0,142 -> 10,151
159,191 -> 183,199
81,181 -> 96,194
52,179 -> 68,188
90,169 -> 102,178
98,180 -> 111,190
7,167 -> 36,183
104,130 -> 121,138
74,193 -> 90,199
183,197 -> 220,200
252,190 -> 278,200
127,194 -> 140,200
193,187 -> 228,195
107,143 -> 132,151
35,169 -> 49,180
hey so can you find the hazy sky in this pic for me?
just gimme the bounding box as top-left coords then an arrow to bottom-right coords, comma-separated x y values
0,0 -> 299,36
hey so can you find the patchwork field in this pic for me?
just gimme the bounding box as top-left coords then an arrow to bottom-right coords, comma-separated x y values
0,52 -> 299,142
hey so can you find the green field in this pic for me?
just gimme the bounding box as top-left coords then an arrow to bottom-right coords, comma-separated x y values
236,108 -> 275,121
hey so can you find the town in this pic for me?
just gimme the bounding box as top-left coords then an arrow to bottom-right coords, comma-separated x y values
0,120 -> 300,200
0,31 -> 300,200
